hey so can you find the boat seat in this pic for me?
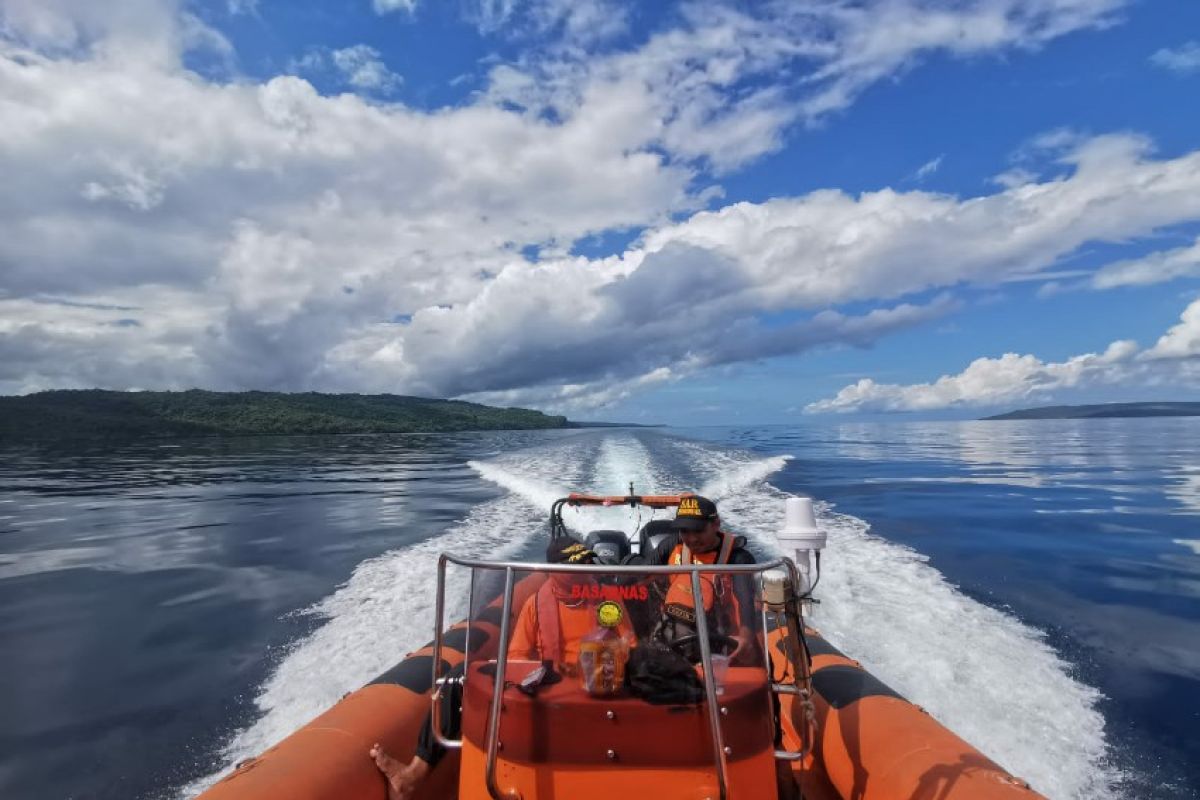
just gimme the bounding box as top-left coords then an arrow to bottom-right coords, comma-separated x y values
585,529 -> 630,565
461,660 -> 772,767
638,519 -> 676,558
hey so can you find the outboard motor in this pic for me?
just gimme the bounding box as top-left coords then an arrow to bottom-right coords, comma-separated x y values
585,530 -> 630,565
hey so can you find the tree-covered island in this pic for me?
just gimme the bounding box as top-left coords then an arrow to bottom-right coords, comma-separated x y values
0,389 -> 576,439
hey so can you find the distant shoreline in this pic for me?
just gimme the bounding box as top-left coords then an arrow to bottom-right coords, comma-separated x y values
0,389 -> 649,440
982,402 -> 1200,421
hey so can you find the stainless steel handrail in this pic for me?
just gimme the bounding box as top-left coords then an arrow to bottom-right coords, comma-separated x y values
484,566 -> 519,800
430,554 -> 463,750
691,569 -> 729,800
441,553 -> 787,574
772,557 -> 812,763
431,553 -> 807,793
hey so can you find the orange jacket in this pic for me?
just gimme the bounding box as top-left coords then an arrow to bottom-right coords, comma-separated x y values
508,580 -> 635,667
663,536 -> 740,632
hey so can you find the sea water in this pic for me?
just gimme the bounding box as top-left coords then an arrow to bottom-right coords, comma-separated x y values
0,420 -> 1196,799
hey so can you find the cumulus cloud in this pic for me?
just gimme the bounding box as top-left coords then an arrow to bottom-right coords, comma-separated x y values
640,134 -> 1200,309
0,290 -> 214,394
1150,41 -> 1200,74
1091,237 -> 1200,289
0,0 -> 232,64
1144,300 -> 1200,360
806,300 -> 1200,413
2,0 -> 1183,411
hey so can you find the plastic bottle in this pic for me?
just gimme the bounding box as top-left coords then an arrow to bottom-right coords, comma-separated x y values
578,600 -> 629,696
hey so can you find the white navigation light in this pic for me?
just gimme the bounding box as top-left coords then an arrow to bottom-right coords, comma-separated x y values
777,496 -> 826,551
776,496 -> 826,601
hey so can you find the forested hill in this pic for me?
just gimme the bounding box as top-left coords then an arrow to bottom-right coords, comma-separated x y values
983,402 -> 1200,420
0,390 -> 570,439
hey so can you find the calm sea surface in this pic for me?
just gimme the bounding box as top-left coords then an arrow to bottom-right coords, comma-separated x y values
0,420 -> 1197,799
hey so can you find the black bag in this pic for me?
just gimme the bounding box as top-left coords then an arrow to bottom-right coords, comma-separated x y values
626,642 -> 705,705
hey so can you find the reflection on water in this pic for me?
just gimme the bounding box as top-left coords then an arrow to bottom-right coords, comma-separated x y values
5,421 -> 1200,800
681,417 -> 1200,800
0,430 -> 578,800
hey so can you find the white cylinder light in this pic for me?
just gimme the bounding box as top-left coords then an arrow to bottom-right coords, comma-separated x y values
776,496 -> 826,552
775,496 -> 826,600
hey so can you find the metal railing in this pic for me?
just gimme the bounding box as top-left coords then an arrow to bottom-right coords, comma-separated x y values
430,554 -> 803,800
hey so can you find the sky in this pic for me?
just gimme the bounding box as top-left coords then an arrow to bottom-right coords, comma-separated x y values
1,0 -> 1199,424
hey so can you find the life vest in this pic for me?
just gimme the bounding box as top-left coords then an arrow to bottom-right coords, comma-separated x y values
534,580 -> 593,665
662,533 -> 737,631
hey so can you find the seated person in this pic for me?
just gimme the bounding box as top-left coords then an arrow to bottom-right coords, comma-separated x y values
508,539 -> 636,674
370,536 -> 633,800
644,495 -> 758,663
645,497 -> 797,799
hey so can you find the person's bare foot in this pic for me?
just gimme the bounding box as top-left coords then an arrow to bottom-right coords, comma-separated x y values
369,744 -> 431,800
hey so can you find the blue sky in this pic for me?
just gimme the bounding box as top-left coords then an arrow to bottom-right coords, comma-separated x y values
1,0 -> 1199,423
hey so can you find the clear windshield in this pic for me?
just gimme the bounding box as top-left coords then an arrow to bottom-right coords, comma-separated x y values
439,559 -> 777,767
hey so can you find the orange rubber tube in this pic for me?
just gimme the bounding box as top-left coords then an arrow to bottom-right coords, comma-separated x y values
196,574 -> 546,800
776,627 -> 1044,800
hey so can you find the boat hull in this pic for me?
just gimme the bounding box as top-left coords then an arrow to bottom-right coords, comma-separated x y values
776,628 -> 1040,800
196,591 -> 1044,800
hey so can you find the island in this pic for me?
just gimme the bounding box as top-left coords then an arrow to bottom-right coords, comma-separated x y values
0,389 -> 584,439
982,402 -> 1200,421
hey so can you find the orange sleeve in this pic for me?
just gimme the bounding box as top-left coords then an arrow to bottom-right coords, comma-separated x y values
507,595 -> 541,660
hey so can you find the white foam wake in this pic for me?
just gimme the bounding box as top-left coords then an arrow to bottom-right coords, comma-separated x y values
185,433 -> 665,796
188,432 -> 1117,800
805,508 -> 1117,800
680,443 -> 1117,800
184,438 -> 597,797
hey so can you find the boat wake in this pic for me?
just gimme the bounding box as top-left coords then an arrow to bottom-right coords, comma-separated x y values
185,431 -> 1116,800
676,439 -> 1118,800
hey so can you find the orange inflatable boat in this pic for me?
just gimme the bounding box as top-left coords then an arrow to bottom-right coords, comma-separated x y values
196,492 -> 1044,800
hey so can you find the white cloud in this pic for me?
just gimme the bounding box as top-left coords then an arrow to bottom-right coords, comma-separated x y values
1150,41 -> 1200,74
639,134 -> 1200,310
806,301 -> 1200,413
227,0 -> 259,14
480,1 -> 1129,173
3,0 -> 1185,412
1144,299 -> 1200,360
465,0 -> 627,43
1091,237 -> 1200,289
372,0 -> 418,15
0,0 -> 234,67
292,44 -> 402,93
462,366 -> 676,414
330,44 -> 402,91
913,155 -> 944,181
0,289 -> 215,395
990,166 -> 1038,189
530,0 -> 628,44
467,0 -> 517,33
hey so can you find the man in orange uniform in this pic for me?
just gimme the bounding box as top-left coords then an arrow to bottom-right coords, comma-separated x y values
369,537 -> 634,800
645,495 -> 757,662
646,496 -> 797,799
508,538 -> 636,673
